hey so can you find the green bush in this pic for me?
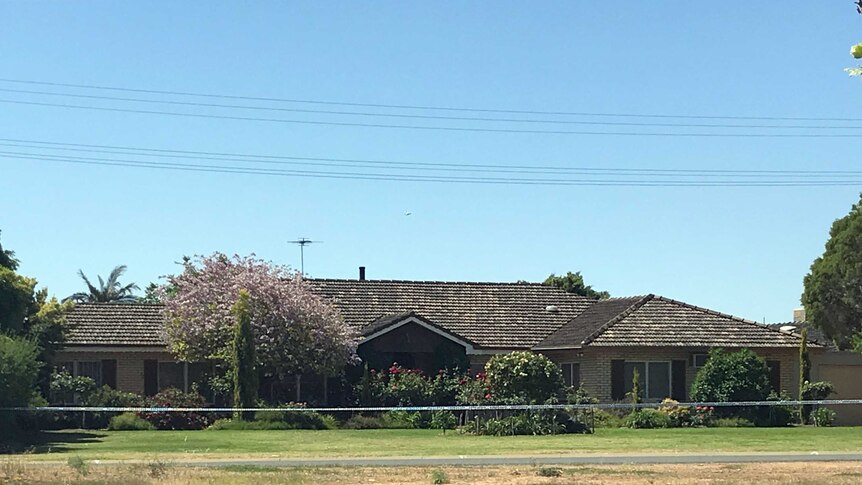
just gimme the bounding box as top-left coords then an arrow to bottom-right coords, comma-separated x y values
138,388 -> 212,430
253,406 -> 335,430
0,335 -> 40,408
657,399 -> 692,427
624,409 -> 670,429
591,409 -> 625,428
466,409 -> 588,436
430,469 -> 449,484
430,410 -> 457,430
711,417 -> 755,428
342,415 -> 385,429
484,351 -> 564,404
108,412 -> 155,431
84,386 -> 146,429
810,407 -> 836,427
690,349 -> 771,405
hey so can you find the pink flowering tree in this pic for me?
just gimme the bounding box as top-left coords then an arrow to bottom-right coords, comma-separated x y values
160,253 -> 358,377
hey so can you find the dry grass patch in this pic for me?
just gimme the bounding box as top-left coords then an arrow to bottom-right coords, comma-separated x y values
2,461 -> 862,484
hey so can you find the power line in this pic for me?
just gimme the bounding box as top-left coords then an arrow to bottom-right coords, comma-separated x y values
2,98 -> 861,138
0,87 -> 859,130
4,152 -> 862,187
1,138 -> 861,178
1,77 -> 859,122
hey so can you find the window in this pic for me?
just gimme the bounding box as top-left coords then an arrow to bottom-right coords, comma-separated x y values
560,363 -> 580,388
692,353 -> 709,368
76,361 -> 102,386
158,362 -> 185,391
623,361 -> 671,401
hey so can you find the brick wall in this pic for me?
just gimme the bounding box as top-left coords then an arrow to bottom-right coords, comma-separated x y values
54,349 -> 175,395
536,346 -> 798,402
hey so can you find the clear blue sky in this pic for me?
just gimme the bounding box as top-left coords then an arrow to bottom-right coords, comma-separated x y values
1,1 -> 860,323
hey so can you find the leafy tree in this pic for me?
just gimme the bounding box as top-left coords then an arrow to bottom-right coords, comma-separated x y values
484,351 -> 563,404
161,253 -> 358,379
0,335 -> 41,408
0,230 -> 19,270
0,232 -> 71,394
849,1 -> 862,77
802,195 -> 862,349
543,271 -> 609,299
690,349 -> 771,403
66,265 -> 140,303
232,289 -> 257,419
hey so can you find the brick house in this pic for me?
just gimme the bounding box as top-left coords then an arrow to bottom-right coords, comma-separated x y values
55,277 -> 815,404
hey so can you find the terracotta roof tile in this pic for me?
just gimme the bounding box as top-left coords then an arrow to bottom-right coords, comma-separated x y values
65,303 -> 165,346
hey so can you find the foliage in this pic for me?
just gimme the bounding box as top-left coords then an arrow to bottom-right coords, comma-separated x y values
84,386 -> 146,429
66,265 -> 140,303
355,364 -> 461,406
802,195 -> 862,349
161,253 -> 358,377
711,417 -> 755,428
810,407 -> 836,427
430,410 -> 457,430
802,381 -> 835,401
430,469 -> 449,484
108,412 -> 155,431
542,271 -> 609,299
140,282 -> 162,304
658,398 -> 692,427
0,229 -> 19,270
484,351 -> 564,404
138,388 -> 213,430
0,266 -> 36,333
49,369 -> 96,403
27,295 -> 73,392
342,415 -> 386,429
231,290 -> 257,420
0,335 -> 41,408
760,391 -> 795,427
691,405 -> 716,427
848,2 -> 862,76
465,408 -> 589,436
591,409 -> 625,428
253,404 -> 335,430
566,386 -> 598,405
799,327 -> 810,422
690,349 -> 771,404
624,409 -> 670,429
536,467 -> 563,477
66,456 -> 89,477
627,368 -> 642,408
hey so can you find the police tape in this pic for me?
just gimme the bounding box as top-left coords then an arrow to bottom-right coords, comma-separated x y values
2,399 -> 862,413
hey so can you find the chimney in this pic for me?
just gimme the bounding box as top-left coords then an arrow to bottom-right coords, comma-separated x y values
359,266 -> 366,281
793,308 -> 806,323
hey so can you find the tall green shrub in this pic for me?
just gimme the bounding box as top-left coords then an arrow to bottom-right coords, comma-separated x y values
798,327 -> 810,422
0,335 -> 40,407
690,349 -> 771,403
484,351 -> 563,403
231,289 -> 257,420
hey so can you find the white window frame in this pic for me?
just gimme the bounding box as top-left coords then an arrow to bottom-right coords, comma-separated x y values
624,360 -> 672,402
157,361 -> 190,392
559,362 -> 580,388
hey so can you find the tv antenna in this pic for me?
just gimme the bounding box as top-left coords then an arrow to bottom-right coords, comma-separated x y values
288,237 -> 322,276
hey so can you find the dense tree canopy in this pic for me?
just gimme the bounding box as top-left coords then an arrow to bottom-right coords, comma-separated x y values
802,195 -> 862,350
66,265 -> 140,303
543,271 -> 610,299
0,231 -> 71,396
161,253 -> 358,377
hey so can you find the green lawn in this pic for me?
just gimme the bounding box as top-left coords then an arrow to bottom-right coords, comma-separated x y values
15,427 -> 862,461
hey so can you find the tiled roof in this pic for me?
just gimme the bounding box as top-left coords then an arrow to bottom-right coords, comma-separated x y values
65,303 -> 166,346
587,295 -> 808,348
767,322 -> 834,350
307,279 -> 595,348
534,296 -> 648,349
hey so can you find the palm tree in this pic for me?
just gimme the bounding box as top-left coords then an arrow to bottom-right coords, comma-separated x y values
66,265 -> 140,303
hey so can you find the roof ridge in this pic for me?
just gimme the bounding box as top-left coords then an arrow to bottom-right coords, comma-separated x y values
310,278 -> 561,287
580,294 -> 655,346
74,302 -> 164,307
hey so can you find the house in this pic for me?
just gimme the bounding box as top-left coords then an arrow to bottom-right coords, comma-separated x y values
55,274 -> 814,406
